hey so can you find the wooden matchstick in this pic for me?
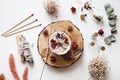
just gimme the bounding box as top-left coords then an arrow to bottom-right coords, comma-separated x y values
1,14 -> 34,36
3,24 -> 41,37
39,22 -> 52,80
3,19 -> 38,36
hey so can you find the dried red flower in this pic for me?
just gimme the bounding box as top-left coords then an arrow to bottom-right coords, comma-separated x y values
50,55 -> 56,62
71,7 -> 76,13
72,42 -> 78,49
68,26 -> 73,32
98,29 -> 104,35
43,29 -> 48,36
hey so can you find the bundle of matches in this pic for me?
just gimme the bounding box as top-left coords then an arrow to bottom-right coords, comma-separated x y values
1,14 -> 41,37
16,35 -> 34,64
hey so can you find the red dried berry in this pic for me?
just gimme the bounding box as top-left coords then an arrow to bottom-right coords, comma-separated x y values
72,42 -> 78,49
98,29 -> 104,35
43,29 -> 48,36
50,55 -> 56,62
71,7 -> 76,13
68,26 -> 73,32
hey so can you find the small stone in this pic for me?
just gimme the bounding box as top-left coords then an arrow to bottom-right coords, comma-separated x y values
104,3 -> 111,10
111,28 -> 117,34
109,35 -> 116,42
90,42 -> 95,46
109,20 -> 116,27
106,7 -> 114,15
100,46 -> 106,51
104,37 -> 111,45
0,73 -> 5,80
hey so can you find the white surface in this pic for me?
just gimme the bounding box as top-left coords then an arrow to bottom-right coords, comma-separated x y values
0,0 -> 120,80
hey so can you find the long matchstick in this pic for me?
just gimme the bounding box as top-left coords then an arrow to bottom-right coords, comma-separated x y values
1,14 -> 34,36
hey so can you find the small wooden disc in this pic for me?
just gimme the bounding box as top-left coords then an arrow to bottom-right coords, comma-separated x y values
37,20 -> 84,67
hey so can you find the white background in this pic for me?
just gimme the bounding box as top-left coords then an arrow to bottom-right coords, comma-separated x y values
0,0 -> 120,80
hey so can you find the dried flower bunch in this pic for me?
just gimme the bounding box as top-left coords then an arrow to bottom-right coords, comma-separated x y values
0,73 -> 5,80
44,0 -> 59,15
88,56 -> 109,80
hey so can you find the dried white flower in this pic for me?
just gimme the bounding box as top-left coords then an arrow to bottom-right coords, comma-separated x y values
88,56 -> 109,80
44,0 -> 59,14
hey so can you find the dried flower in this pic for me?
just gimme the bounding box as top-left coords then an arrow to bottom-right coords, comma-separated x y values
22,67 -> 28,80
71,7 -> 76,13
83,2 -> 92,10
0,73 -> 5,80
88,56 -> 109,80
9,54 -> 20,80
44,0 -> 59,15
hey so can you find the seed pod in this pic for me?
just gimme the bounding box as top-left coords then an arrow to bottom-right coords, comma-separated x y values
93,14 -> 103,22
100,46 -> 106,51
80,14 -> 87,21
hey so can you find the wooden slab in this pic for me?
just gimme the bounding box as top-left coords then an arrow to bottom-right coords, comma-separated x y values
37,20 -> 84,67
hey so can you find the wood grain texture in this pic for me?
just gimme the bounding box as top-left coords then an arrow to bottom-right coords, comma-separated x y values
37,20 -> 84,67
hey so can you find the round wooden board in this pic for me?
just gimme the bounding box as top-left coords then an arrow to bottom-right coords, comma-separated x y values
37,20 -> 84,67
